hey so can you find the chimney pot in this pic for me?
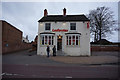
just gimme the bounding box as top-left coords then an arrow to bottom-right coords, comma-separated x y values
63,8 -> 66,16
44,9 -> 48,16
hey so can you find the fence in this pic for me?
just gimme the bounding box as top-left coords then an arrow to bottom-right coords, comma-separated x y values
91,45 -> 120,52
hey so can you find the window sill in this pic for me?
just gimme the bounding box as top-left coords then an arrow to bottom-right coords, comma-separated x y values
66,45 -> 80,47
40,45 -> 54,47
69,30 -> 77,32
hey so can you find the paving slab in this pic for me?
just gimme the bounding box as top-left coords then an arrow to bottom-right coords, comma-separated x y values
49,56 -> 118,64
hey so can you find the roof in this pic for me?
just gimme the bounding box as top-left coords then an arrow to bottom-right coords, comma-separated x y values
38,15 -> 89,22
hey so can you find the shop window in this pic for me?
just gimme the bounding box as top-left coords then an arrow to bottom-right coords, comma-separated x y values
41,35 -> 54,45
52,36 -> 54,45
76,36 -> 78,45
72,36 -> 75,45
42,36 -> 44,45
69,36 -> 71,45
49,36 -> 51,45
67,36 -> 68,45
45,36 -> 47,45
45,23 -> 51,30
70,23 -> 76,30
78,36 -> 80,45
66,35 -> 80,46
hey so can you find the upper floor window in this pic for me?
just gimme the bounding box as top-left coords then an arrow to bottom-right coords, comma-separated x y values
70,23 -> 76,30
45,23 -> 51,30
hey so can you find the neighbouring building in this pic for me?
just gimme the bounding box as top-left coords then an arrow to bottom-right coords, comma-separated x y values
22,35 -> 29,43
31,35 -> 38,51
34,35 -> 38,45
1,20 -> 32,54
37,8 -> 90,56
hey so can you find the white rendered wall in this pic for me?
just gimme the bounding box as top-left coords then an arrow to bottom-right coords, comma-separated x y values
37,21 -> 90,56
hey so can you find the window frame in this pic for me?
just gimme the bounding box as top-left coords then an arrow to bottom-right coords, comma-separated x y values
70,23 -> 76,30
40,35 -> 54,46
66,35 -> 80,46
45,23 -> 51,31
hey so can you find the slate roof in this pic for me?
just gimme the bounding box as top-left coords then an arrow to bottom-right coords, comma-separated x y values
38,15 -> 89,22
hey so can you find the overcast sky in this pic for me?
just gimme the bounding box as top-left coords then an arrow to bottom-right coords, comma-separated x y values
1,2 -> 119,42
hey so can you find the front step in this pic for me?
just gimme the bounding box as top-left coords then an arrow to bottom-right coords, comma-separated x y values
56,50 -> 66,56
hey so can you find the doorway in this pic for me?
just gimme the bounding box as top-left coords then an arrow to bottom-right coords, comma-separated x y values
57,35 -> 62,50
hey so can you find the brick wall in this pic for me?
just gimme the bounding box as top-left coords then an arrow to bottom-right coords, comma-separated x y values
91,45 -> 120,52
1,20 -> 32,54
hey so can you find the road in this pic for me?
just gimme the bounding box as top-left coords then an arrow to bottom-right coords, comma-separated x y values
2,64 -> 118,79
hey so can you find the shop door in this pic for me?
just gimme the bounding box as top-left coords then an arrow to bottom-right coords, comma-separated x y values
57,35 -> 62,50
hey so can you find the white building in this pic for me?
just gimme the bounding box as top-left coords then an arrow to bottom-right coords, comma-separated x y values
37,8 -> 91,56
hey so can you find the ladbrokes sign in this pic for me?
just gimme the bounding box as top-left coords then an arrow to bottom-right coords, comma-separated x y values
52,29 -> 68,32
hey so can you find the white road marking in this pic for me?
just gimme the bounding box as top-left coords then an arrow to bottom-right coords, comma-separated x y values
65,76 -> 72,78
2,72 -> 24,76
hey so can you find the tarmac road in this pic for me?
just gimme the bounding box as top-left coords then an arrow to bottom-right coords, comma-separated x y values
2,64 -> 118,79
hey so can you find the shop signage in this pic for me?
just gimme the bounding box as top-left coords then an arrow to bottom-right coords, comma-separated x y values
87,22 -> 90,29
52,29 -> 68,32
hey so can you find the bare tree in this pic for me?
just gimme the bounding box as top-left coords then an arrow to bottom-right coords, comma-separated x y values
88,6 -> 116,42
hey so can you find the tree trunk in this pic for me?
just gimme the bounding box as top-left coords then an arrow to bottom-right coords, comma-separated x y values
94,32 -> 96,42
99,19 -> 102,41
96,33 -> 99,41
99,27 -> 102,41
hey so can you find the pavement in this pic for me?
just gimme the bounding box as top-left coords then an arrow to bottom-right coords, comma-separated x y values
50,56 -> 118,64
2,50 -> 119,66
2,64 -> 118,78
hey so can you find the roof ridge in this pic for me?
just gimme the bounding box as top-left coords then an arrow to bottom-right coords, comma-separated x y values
38,14 -> 89,22
47,14 -> 85,16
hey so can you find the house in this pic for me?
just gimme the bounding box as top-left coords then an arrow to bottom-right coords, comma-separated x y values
37,8 -> 90,56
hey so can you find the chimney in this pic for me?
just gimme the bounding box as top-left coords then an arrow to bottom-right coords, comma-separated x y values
26,35 -> 28,40
63,8 -> 66,16
44,9 -> 48,16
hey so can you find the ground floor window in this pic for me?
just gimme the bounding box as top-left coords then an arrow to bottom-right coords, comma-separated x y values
66,35 -> 80,45
41,35 -> 54,45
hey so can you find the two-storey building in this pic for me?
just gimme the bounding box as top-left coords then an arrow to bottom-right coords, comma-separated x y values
37,8 -> 90,56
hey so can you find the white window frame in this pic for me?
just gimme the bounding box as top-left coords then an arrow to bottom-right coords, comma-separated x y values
45,23 -> 51,31
40,34 -> 54,45
70,23 -> 76,31
66,34 -> 80,46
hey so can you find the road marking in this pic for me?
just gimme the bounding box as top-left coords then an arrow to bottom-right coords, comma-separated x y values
50,76 -> 54,78
65,76 -> 72,78
25,64 -> 29,66
2,72 -> 24,76
1,73 -> 5,76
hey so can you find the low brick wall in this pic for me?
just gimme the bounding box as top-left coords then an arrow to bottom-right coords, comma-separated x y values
2,43 -> 32,54
91,45 -> 120,52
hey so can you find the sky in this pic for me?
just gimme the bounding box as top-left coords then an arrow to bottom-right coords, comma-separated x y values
1,1 -> 119,42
